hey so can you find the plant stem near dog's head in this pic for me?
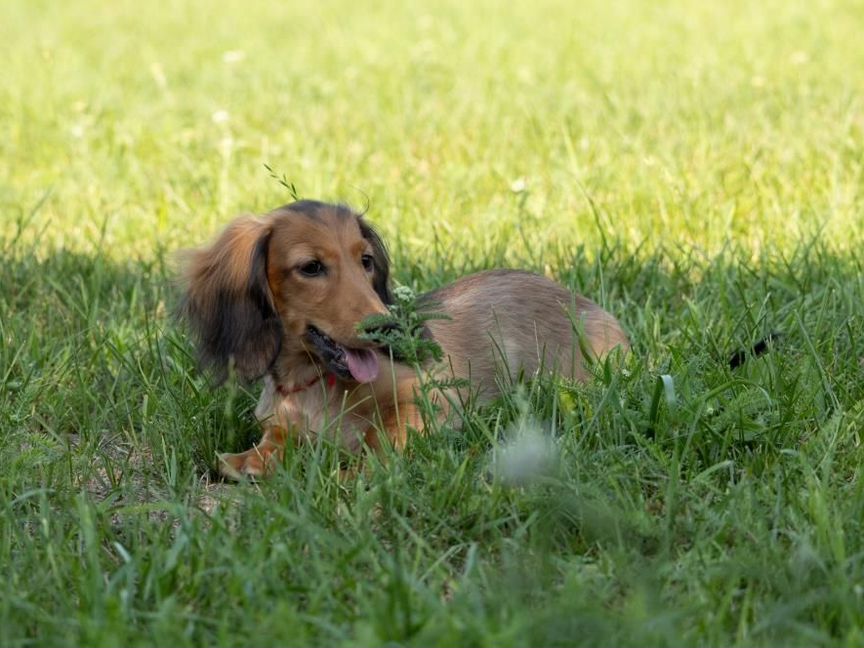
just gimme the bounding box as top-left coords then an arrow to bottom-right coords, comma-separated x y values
358,285 -> 447,366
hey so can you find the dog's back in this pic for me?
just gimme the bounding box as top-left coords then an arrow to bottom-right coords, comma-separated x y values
421,269 -> 629,401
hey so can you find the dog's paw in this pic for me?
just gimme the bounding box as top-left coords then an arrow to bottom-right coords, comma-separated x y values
217,446 -> 281,480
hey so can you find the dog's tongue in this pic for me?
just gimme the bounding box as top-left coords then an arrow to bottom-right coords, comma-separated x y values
345,348 -> 379,383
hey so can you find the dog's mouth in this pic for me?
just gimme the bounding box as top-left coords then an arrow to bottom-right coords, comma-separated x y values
306,325 -> 380,383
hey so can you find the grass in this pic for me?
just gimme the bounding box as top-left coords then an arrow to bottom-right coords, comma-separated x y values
2,0 -> 864,645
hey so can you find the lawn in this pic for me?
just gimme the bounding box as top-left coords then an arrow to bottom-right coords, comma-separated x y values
2,0 -> 864,645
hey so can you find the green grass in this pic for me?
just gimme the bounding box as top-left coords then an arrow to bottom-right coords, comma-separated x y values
2,0 -> 864,645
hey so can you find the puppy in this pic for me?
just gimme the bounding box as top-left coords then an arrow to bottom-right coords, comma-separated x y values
181,200 -> 629,478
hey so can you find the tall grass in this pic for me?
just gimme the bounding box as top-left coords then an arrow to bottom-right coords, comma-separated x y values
2,0 -> 863,645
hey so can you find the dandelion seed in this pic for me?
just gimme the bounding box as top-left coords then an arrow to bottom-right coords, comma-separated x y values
491,420 -> 558,487
222,50 -> 246,64
750,75 -> 766,88
212,109 -> 230,124
70,124 -> 85,139
510,177 -> 528,193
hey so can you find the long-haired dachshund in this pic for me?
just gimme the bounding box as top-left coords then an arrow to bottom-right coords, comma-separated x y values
181,200 -> 629,478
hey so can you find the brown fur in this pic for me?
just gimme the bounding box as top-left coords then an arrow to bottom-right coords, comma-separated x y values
180,201 -> 629,478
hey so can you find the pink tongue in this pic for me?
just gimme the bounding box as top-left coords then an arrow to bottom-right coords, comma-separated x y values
345,348 -> 380,383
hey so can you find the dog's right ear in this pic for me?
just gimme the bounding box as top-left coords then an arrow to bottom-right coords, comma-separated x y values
179,216 -> 282,382
358,217 -> 393,305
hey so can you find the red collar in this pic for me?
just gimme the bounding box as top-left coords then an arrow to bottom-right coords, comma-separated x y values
276,373 -> 337,396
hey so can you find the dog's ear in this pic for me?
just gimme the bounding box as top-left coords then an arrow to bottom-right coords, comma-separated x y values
180,216 -> 282,382
358,217 -> 393,305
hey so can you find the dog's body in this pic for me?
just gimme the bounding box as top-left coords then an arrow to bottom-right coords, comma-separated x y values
181,201 -> 628,478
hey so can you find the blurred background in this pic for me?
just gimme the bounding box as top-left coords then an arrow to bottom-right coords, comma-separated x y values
3,0 -> 862,262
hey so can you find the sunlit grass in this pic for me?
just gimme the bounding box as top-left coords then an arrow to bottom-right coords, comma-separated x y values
3,0 -> 863,259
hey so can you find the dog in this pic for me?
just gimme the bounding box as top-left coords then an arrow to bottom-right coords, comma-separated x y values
180,200 -> 629,478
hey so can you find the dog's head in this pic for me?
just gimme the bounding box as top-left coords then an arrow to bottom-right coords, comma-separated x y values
180,200 -> 393,383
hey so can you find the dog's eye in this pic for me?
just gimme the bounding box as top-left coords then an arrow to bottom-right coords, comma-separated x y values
361,254 -> 375,272
298,260 -> 326,277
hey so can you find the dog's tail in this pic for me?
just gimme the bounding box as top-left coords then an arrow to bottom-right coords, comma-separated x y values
728,332 -> 783,369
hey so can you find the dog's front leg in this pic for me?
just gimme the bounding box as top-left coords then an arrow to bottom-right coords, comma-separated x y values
217,425 -> 291,479
365,398 -> 425,453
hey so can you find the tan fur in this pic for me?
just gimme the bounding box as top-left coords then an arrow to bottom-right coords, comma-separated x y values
180,201 -> 629,479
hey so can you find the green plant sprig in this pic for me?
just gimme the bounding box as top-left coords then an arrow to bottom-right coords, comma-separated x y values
359,285 -> 448,365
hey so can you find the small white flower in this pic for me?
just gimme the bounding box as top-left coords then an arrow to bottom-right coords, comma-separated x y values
211,109 -> 230,124
393,285 -> 415,302
510,177 -> 528,193
222,50 -> 246,64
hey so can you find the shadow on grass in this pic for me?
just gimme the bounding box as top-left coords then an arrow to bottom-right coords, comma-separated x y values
0,248 -> 260,496
3,239 -> 863,486
2,240 -> 863,646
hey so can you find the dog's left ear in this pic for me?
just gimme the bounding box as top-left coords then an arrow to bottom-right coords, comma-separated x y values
358,218 -> 392,304
179,215 -> 283,382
